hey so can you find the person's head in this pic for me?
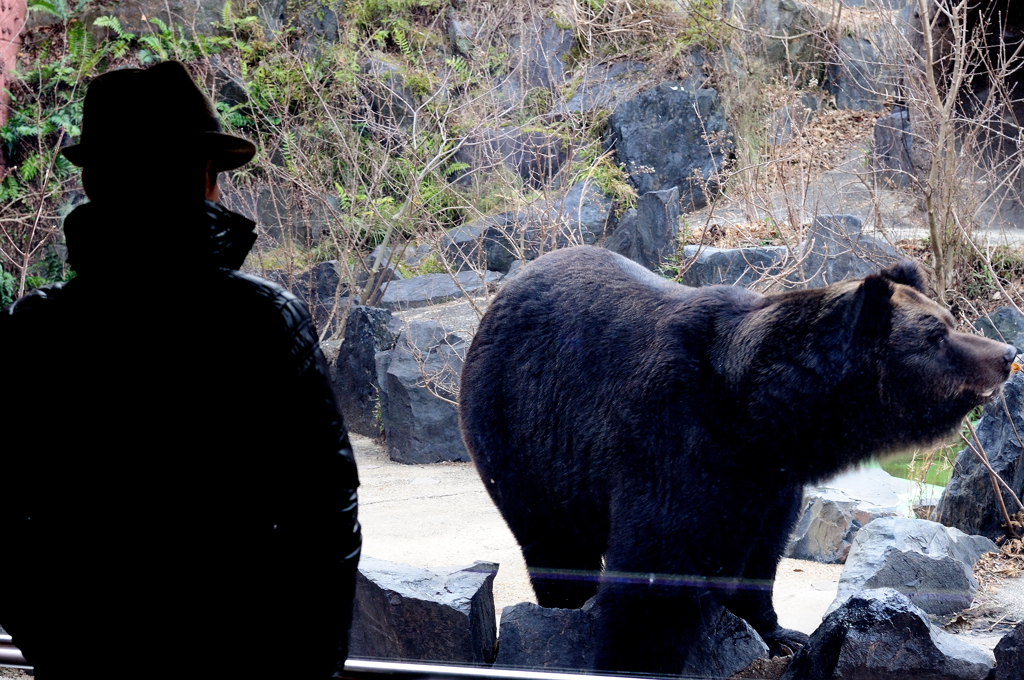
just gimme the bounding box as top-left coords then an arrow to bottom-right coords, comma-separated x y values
63,61 -> 255,206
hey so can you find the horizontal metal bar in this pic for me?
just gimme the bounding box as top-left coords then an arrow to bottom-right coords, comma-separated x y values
0,644 -> 655,679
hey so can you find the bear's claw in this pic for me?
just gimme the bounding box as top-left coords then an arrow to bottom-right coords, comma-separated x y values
761,628 -> 810,657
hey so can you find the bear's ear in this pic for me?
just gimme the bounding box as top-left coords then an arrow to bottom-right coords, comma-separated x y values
854,272 -> 896,339
879,259 -> 928,294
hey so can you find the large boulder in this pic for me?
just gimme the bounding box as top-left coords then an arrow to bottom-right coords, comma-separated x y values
379,271 -> 503,311
552,61 -> 647,116
518,181 -> 616,252
361,57 -> 420,133
827,30 -> 901,112
507,17 -> 574,91
787,467 -> 904,564
679,245 -> 788,287
940,370 -> 1024,540
991,620 -> 1024,680
796,214 -> 901,288
254,183 -> 339,245
781,589 -> 995,680
975,306 -> 1024,349
331,306 -> 397,438
607,84 -> 732,211
376,320 -> 469,464
872,108 -> 915,188
828,517 -> 996,616
604,187 -> 681,271
495,599 -> 768,677
349,556 -> 498,664
450,126 -> 567,189
441,214 -> 519,273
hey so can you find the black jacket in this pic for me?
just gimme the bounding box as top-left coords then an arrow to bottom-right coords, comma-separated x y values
0,201 -> 360,679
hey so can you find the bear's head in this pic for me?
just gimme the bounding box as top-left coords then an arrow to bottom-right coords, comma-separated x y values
871,259 -> 1015,444
726,259 -> 1015,474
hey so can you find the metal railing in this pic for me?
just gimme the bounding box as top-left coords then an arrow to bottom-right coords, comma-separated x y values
1,640 -> 639,679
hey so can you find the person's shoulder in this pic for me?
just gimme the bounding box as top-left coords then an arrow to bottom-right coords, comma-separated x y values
214,268 -> 317,341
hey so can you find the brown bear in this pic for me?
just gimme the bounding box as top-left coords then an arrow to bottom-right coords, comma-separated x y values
459,246 -> 1014,675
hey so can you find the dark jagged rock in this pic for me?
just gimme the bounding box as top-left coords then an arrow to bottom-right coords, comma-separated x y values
553,61 -> 647,116
829,517 -> 995,616
496,599 -> 767,677
331,306 -> 397,438
361,58 -> 420,132
680,244 -> 788,287
975,307 -> 1024,349
604,187 -> 681,271
494,601 -> 598,670
519,181 -> 616,253
255,184 -> 339,244
940,370 -> 1024,540
782,589 -> 995,680
991,621 -> 1024,680
827,33 -> 898,111
451,127 -> 566,189
797,214 -> 900,288
376,321 -> 470,464
508,17 -> 573,91
349,556 -> 498,664
379,271 -> 503,311
608,84 -> 732,211
787,490 -> 900,564
872,108 -> 914,188
441,214 -> 519,273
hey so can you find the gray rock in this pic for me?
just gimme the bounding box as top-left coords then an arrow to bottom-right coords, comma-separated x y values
782,589 -> 995,680
495,599 -> 767,677
787,491 -> 900,564
255,183 -> 339,245
349,556 -> 498,664
975,307 -> 1024,349
508,17 -> 574,91
262,260 -> 350,335
331,306 -> 397,438
361,58 -> 420,132
679,245 -> 789,287
519,181 -> 616,253
553,61 -> 647,116
872,108 -> 914,188
604,187 -> 681,271
293,0 -> 341,56
203,55 -> 247,108
368,243 -> 432,270
940,370 -> 1024,540
992,621 -> 1024,680
378,320 -> 470,464
447,11 -> 476,56
608,84 -> 732,211
827,33 -> 898,111
770,105 -> 813,146
829,517 -> 996,616
797,214 -> 900,287
451,127 -> 567,189
495,601 -> 598,670
87,0 -> 225,34
441,214 -> 519,273
379,271 -> 503,311
748,0 -> 824,67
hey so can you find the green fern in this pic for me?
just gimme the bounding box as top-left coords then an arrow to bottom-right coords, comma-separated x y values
221,0 -> 232,25
281,130 -> 298,173
445,55 -> 469,79
393,29 -> 412,60
27,0 -> 68,21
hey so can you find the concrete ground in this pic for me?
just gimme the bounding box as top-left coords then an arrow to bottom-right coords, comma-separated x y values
352,434 -> 843,635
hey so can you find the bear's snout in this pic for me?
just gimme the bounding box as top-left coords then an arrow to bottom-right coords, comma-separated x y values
1003,345 -> 1017,370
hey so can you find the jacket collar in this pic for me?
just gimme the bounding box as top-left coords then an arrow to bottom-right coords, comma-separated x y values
63,200 -> 257,277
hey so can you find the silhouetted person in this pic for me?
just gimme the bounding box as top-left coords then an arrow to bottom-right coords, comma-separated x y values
0,61 -> 360,679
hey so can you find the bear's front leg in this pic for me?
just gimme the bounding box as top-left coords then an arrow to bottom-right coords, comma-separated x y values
721,492 -> 809,657
592,571 -> 724,675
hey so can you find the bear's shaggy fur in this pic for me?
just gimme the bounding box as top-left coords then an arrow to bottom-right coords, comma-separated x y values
459,246 -> 1015,675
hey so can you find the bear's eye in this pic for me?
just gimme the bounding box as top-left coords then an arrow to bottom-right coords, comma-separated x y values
929,329 -> 947,346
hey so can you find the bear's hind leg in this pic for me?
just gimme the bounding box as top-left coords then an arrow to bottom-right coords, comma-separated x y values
521,539 -> 603,609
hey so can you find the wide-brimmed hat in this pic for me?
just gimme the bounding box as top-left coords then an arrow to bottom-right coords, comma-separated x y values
62,60 -> 256,171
